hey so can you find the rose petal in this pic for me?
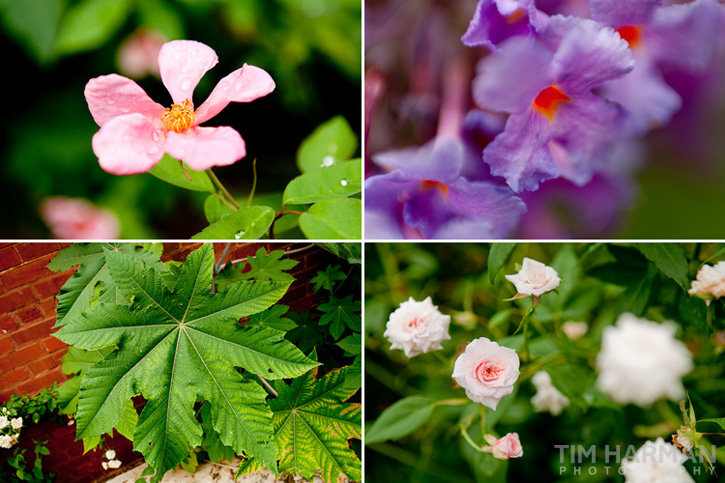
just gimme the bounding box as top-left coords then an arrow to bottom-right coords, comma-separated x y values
85,74 -> 165,126
196,65 -> 276,124
164,126 -> 246,171
92,113 -> 165,175
158,40 -> 218,104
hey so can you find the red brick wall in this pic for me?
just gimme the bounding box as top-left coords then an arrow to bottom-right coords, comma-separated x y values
0,242 -> 334,482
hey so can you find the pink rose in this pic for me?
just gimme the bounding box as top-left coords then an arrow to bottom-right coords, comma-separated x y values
505,258 -> 560,297
483,433 -> 523,459
452,337 -> 520,410
384,297 -> 451,358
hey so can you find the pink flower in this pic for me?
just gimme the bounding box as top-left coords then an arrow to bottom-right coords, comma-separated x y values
452,337 -> 520,410
483,433 -> 523,459
85,40 -> 275,175
40,197 -> 120,239
117,29 -> 166,78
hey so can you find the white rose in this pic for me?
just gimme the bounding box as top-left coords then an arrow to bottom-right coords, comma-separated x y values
107,459 -> 122,469
596,314 -> 692,406
531,371 -> 570,416
452,337 -> 520,410
10,417 -> 22,430
384,297 -> 451,358
689,261 -> 725,301
621,438 -> 694,483
0,416 -> 8,430
105,449 -> 116,460
561,321 -> 588,340
0,434 -> 13,449
505,258 -> 560,297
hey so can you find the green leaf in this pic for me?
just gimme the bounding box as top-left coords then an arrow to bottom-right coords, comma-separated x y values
317,243 -> 362,265
271,366 -> 361,483
240,248 -> 299,282
488,243 -> 516,284
148,154 -> 215,192
297,116 -> 357,173
0,0 -> 63,63
365,396 -> 436,444
299,198 -> 361,239
246,305 -> 298,331
310,265 -> 346,292
60,346 -> 113,375
336,333 -> 361,355
53,0 -> 131,55
318,295 -> 361,340
55,244 -> 318,481
636,243 -> 690,291
48,243 -> 169,328
192,206 -> 275,240
283,159 -> 361,205
203,195 -> 233,224
697,418 -> 725,432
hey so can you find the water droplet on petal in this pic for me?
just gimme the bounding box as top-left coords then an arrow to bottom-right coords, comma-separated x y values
118,106 -> 129,113
234,82 -> 244,92
106,98 -> 115,105
152,130 -> 161,142
340,179 -> 349,186
180,79 -> 192,91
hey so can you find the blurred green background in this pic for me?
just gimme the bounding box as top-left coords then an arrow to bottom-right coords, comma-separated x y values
0,0 -> 361,238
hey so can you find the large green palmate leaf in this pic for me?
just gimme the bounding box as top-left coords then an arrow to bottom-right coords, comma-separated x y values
48,243 -> 168,328
54,244 -> 318,482
270,365 -> 361,483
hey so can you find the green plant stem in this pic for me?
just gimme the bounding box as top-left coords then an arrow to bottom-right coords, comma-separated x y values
514,301 -> 537,362
460,425 -> 485,452
246,158 -> 258,207
207,168 -> 241,210
433,398 -> 469,407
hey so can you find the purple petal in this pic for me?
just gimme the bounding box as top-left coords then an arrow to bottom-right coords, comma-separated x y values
483,109 -> 558,192
372,138 -> 464,184
472,36 -> 554,113
588,0 -> 661,26
462,0 -> 546,50
445,178 -> 526,237
549,16 -> 634,96
364,171 -> 422,239
645,0 -> 723,71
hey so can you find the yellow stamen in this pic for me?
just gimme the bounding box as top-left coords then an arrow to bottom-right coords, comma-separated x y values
161,99 -> 195,133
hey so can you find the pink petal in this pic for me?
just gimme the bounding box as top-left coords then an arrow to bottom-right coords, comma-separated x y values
164,126 -> 246,171
158,40 -> 218,104
85,74 -> 165,126
195,64 -> 275,124
92,113 -> 165,175
40,197 -> 120,239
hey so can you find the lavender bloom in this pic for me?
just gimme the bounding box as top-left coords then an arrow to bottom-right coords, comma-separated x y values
461,0 -> 548,51
592,0 -> 724,133
473,16 -> 633,192
365,138 -> 526,239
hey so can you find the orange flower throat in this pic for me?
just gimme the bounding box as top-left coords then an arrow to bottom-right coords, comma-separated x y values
161,99 -> 195,133
615,25 -> 642,48
533,85 -> 571,121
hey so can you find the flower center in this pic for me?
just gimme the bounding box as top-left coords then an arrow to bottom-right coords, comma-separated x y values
533,86 -> 571,121
506,8 -> 527,24
161,99 -> 195,133
421,180 -> 449,196
615,25 -> 642,48
475,360 -> 505,383
407,317 -> 424,332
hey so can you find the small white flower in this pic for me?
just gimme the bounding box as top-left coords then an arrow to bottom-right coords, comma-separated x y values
674,426 -> 698,453
0,416 -> 8,430
621,438 -> 694,482
107,459 -> 122,469
482,433 -> 524,459
596,313 -> 692,406
102,461 -> 109,470
105,449 -> 116,460
384,297 -> 451,358
0,434 -> 13,449
505,258 -> 560,297
531,371 -> 570,416
10,417 -> 22,430
689,261 -> 725,302
452,337 -> 520,410
561,321 -> 588,340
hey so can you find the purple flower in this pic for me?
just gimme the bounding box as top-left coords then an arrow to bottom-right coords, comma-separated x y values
592,0 -> 724,133
462,0 -> 548,51
473,16 -> 634,192
365,138 -> 526,239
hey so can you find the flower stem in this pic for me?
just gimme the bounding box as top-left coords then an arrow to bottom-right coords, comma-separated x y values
460,425 -> 485,452
207,168 -> 241,210
246,158 -> 258,207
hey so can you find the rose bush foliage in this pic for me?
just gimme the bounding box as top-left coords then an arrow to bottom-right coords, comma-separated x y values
365,242 -> 725,482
